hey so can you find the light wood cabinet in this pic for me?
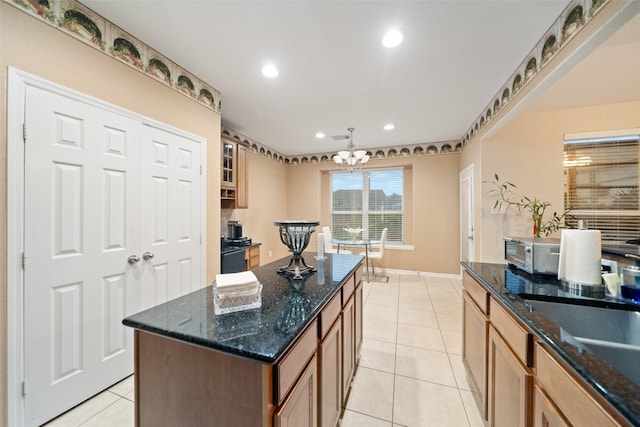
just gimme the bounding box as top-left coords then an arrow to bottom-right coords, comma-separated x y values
341,294 -> 355,405
221,135 -> 248,209
275,354 -> 318,427
462,271 -> 490,421
488,325 -> 533,427
245,246 -> 260,270
533,385 -> 569,427
462,270 -> 632,427
354,280 -> 363,358
462,292 -> 488,420
319,318 -> 342,427
236,143 -> 249,208
535,344 -> 626,427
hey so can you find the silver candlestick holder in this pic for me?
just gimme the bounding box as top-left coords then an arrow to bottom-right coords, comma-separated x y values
274,220 -> 320,275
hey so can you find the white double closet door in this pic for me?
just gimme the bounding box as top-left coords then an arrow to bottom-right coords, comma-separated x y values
21,83 -> 204,426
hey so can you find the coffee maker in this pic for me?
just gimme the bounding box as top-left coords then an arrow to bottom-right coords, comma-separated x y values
225,220 -> 251,247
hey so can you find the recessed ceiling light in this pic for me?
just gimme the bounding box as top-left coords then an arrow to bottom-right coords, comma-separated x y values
384,123 -> 396,131
261,64 -> 279,78
315,132 -> 325,139
382,29 -> 404,48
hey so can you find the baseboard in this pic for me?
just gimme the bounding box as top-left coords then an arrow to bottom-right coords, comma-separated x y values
366,267 -> 462,280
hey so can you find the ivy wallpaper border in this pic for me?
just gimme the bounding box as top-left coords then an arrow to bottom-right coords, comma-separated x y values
5,0 -> 222,113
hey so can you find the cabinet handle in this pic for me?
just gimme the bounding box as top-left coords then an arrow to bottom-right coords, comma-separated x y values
143,251 -> 155,261
128,255 -> 140,264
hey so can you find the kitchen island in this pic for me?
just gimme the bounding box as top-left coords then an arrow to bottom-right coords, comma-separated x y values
124,252 -> 364,427
462,262 -> 640,427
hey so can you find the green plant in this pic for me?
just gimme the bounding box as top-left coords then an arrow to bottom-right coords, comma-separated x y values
485,173 -> 568,237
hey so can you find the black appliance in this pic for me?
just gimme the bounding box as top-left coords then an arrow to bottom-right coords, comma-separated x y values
227,220 -> 243,239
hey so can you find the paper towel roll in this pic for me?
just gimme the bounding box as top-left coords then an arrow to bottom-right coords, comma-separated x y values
558,229 -> 602,285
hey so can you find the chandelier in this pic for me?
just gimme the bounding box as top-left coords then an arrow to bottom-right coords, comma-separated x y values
333,127 -> 369,172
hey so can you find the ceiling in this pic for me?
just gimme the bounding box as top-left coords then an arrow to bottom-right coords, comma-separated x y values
81,1 -> 581,155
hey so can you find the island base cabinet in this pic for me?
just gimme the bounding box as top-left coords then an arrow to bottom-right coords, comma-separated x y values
275,354 -> 318,427
319,319 -> 342,427
341,295 -> 355,405
134,330 -> 274,427
487,326 -> 533,427
533,385 -> 569,427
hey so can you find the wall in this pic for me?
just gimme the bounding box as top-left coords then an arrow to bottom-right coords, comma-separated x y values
285,154 -> 461,275
223,151 -> 290,265
473,99 -> 640,263
0,3 -> 221,422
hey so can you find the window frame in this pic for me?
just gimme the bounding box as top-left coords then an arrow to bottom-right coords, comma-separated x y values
330,167 -> 405,244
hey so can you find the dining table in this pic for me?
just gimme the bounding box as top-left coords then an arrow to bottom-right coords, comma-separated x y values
332,239 -> 380,280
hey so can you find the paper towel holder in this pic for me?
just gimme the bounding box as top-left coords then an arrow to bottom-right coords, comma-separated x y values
560,279 -> 605,297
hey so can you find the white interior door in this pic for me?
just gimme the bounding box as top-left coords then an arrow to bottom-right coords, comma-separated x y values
460,164 -> 475,263
23,85 -> 142,426
140,125 -> 202,309
20,81 -> 205,426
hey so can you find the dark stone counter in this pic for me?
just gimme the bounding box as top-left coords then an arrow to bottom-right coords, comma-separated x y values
462,262 -> 640,426
123,252 -> 363,364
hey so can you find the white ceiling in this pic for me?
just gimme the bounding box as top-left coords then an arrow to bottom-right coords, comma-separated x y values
82,0 -> 575,155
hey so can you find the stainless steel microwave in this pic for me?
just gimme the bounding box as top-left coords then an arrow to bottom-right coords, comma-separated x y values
504,237 -> 561,275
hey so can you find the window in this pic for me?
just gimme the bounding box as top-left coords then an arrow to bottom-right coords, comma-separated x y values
330,168 -> 404,244
564,132 -> 640,241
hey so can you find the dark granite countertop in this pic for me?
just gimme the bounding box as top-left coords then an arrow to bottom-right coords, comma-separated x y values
462,262 -> 640,425
221,242 -> 261,255
123,252 -> 363,364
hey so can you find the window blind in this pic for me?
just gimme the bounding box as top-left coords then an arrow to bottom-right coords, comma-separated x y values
564,135 -> 639,241
330,168 -> 404,244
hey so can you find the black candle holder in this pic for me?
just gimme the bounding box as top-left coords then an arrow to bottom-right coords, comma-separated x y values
274,220 -> 320,275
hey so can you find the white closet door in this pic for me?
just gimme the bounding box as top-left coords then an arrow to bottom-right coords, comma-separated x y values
23,85 -> 142,426
140,126 -> 202,309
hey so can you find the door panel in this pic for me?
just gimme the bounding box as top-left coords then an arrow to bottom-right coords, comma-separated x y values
142,126 -> 202,303
23,85 -> 142,426
22,85 -> 204,426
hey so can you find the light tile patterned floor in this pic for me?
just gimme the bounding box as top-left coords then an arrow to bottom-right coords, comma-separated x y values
44,273 -> 483,427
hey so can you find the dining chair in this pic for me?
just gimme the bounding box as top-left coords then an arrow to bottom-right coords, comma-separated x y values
322,226 -> 351,254
360,228 -> 388,282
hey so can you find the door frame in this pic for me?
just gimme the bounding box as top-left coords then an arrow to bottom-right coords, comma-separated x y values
6,67 -> 207,426
459,164 -> 475,264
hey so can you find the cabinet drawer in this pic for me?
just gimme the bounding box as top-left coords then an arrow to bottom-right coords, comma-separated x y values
277,319 -> 318,404
535,344 -> 625,427
343,274 -> 355,303
463,271 -> 489,314
490,297 -> 532,366
319,292 -> 341,339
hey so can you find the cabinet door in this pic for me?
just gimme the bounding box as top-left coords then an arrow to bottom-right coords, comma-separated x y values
236,143 -> 249,208
354,282 -> 363,359
342,295 -> 355,404
221,138 -> 236,189
534,385 -> 569,427
462,292 -> 488,420
319,319 -> 342,427
276,354 -> 318,427
487,326 -> 533,427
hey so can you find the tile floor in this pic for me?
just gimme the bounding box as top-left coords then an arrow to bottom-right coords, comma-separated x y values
44,272 -> 483,427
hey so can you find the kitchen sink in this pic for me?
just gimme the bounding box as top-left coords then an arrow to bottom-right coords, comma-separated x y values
523,298 -> 640,386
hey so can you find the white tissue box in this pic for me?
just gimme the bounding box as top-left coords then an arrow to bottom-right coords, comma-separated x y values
213,282 -> 262,315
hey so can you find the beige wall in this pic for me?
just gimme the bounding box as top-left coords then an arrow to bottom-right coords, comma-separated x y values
470,99 -> 640,263
282,154 -> 461,275
223,151 -> 290,265
0,4 -> 221,421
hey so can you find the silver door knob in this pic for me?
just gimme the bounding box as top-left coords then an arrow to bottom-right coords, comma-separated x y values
128,255 -> 140,264
143,251 -> 155,261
